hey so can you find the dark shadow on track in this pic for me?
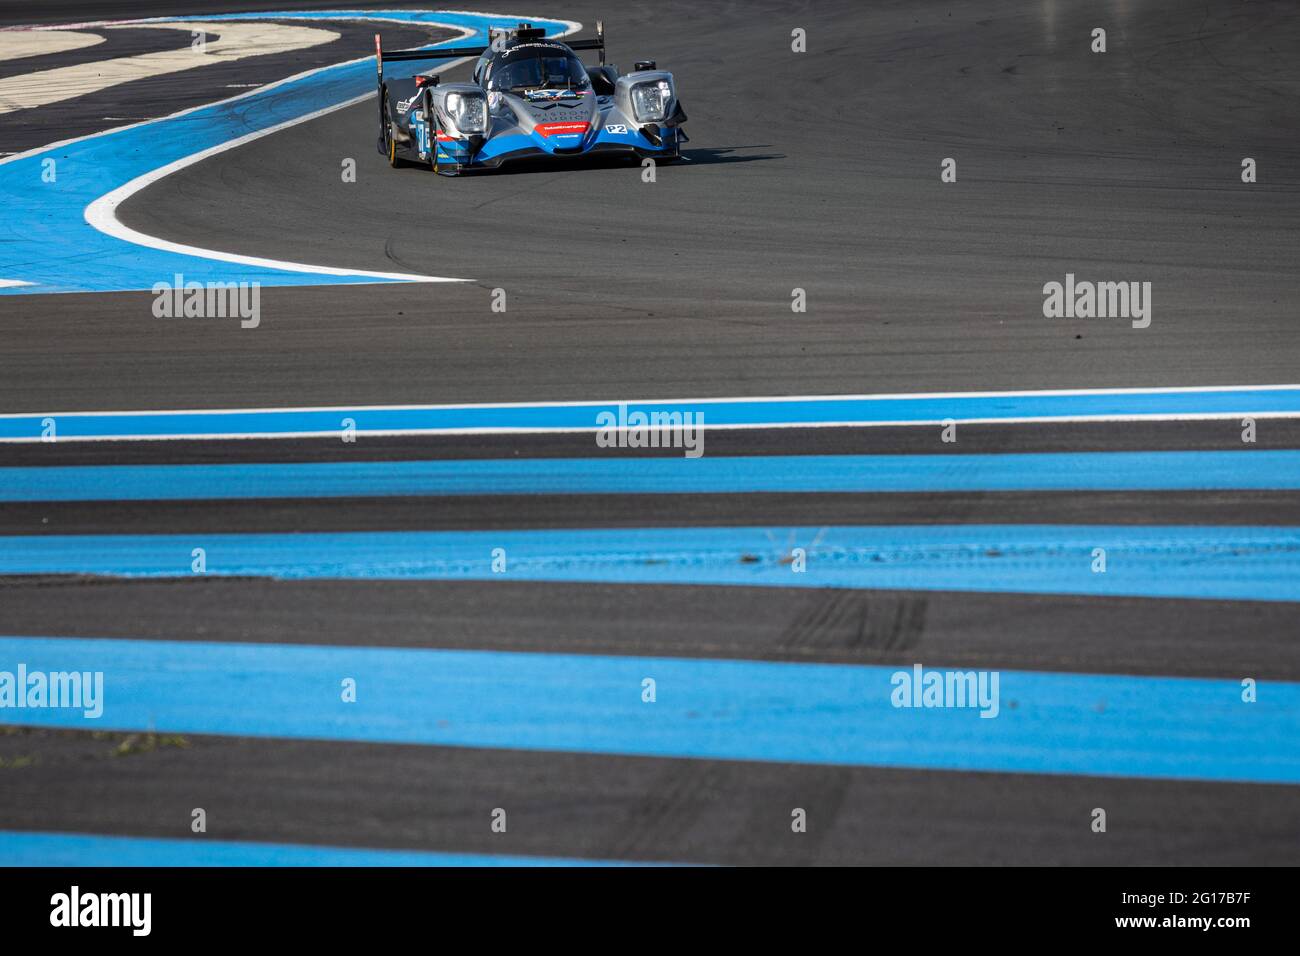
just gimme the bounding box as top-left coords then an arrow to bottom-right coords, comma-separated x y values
680,145 -> 782,165
426,144 -> 782,177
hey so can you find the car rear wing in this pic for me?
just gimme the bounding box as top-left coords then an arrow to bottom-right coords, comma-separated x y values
566,20 -> 606,65
374,20 -> 605,88
373,36 -> 485,88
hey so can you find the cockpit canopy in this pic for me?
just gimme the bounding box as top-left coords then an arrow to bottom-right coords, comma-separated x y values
484,44 -> 590,93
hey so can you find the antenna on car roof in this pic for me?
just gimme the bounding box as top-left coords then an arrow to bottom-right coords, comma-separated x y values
514,22 -> 546,42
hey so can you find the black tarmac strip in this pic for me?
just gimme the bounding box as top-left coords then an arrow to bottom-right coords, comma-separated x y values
0,0 -> 1297,869
0,27 -> 193,82
0,577 -> 1297,680
7,489 -> 1300,535
2,726 -> 1296,866
5,419 -> 1300,464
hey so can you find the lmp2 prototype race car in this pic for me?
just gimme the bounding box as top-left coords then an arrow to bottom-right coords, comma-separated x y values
375,21 -> 688,175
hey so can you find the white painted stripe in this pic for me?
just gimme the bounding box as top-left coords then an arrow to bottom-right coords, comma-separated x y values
0,19 -> 163,32
82,91 -> 472,284
0,279 -> 34,288
0,22 -> 339,115
3,384 -> 1300,444
4,383 -> 1297,420
0,29 -> 104,64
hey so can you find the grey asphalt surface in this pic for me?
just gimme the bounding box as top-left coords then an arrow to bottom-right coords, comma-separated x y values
0,0 -> 1297,866
3,0 -> 1300,410
3,725 -> 1297,866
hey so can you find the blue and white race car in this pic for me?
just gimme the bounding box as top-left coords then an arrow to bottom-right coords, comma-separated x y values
375,21 -> 688,174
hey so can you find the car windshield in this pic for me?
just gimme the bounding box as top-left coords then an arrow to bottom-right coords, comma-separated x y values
488,51 -> 589,92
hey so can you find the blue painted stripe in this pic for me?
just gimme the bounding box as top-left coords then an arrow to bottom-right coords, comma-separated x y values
0,831 -> 635,867
0,11 -> 572,295
0,637 -> 1295,783
3,449 -> 1299,501
3,387 -> 1300,439
0,525 -> 1297,602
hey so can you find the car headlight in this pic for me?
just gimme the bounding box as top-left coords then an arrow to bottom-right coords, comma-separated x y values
630,80 -> 673,123
443,92 -> 487,134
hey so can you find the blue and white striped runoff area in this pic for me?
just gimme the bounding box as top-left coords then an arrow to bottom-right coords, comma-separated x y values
1,385 -> 1298,864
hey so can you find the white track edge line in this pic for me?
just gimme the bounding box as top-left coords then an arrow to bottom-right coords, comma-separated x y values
3,384 -> 1299,420
4,411 -> 1300,443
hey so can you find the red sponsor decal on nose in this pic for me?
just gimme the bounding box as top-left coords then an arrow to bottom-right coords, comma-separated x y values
535,121 -> 589,137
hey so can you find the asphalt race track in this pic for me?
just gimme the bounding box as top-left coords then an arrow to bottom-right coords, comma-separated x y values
0,0 -> 1298,867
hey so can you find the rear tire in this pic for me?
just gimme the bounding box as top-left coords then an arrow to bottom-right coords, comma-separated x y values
383,92 -> 401,168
